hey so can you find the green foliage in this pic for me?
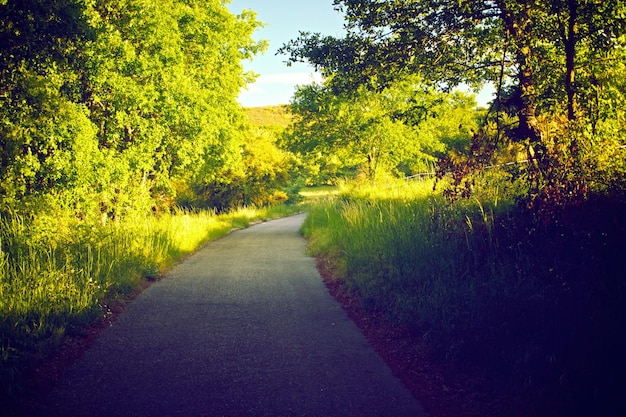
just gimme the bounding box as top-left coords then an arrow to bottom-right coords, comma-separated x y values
241,127 -> 293,206
0,0 -> 266,218
186,105 -> 298,211
83,0 -> 266,212
237,107 -> 299,207
303,177 -> 626,416
281,0 -> 626,209
285,75 -> 479,183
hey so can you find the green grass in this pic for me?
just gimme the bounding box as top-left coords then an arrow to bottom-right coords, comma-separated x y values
298,185 -> 340,199
301,177 -> 626,416
0,203 -> 301,396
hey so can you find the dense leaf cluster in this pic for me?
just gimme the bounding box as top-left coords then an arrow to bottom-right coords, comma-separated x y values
281,0 -> 626,206
284,76 -> 480,183
0,0 -> 266,219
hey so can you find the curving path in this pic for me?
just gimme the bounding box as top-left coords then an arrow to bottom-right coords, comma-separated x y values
26,214 -> 428,417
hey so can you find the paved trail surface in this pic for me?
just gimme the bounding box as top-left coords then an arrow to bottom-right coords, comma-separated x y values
27,214 -> 428,417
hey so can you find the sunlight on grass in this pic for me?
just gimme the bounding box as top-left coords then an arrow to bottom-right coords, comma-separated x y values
298,185 -> 340,199
302,175 -> 626,415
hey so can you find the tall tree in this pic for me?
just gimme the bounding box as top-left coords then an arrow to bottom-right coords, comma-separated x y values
0,0 -> 96,209
0,0 -> 266,217
83,0 -> 265,214
281,0 -> 626,199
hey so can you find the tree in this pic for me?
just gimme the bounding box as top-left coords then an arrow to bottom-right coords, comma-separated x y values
241,127 -> 293,206
281,0 -> 626,201
0,0 -> 95,210
0,0 -> 266,218
188,120 -> 295,211
83,0 -> 265,214
284,75 -> 478,183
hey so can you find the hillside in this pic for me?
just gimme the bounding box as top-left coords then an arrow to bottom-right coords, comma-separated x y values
244,105 -> 292,128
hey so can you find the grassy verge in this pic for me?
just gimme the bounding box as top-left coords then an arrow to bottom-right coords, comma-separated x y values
302,178 -> 626,416
0,203 -> 301,396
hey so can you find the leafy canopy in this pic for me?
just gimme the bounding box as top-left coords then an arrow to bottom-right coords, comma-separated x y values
0,0 -> 266,218
281,0 -> 626,204
284,75 -> 479,183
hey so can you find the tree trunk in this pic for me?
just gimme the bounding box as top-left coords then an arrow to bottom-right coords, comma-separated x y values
564,0 -> 577,122
517,57 -> 544,148
501,1 -> 546,171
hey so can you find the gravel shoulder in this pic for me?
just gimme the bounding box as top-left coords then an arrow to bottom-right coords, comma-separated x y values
21,213 -> 427,417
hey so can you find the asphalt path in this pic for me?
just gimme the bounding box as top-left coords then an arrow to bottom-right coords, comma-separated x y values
26,213 -> 428,417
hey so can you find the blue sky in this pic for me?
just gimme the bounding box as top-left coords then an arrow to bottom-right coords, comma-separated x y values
228,0 -> 346,107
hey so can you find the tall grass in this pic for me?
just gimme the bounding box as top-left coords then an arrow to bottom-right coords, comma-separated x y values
302,177 -> 626,416
303,179 -> 501,329
0,203 -> 301,394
